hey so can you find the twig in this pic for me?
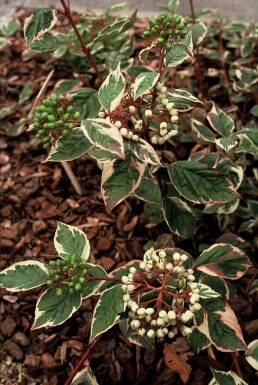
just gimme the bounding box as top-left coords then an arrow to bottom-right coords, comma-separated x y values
28,69 -> 55,119
59,0 -> 104,83
231,352 -> 244,379
61,161 -> 83,196
64,335 -> 102,385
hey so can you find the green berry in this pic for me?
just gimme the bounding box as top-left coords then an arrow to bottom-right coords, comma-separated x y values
47,107 -> 55,114
68,281 -> 75,287
56,288 -> 63,296
175,29 -> 180,35
49,270 -> 56,276
54,275 -> 61,281
59,95 -> 65,102
42,136 -> 51,143
48,122 -> 57,130
175,16 -> 181,23
72,276 -> 78,282
178,22 -> 185,30
157,37 -> 164,44
51,93 -> 57,101
81,260 -> 87,267
165,42 -> 172,49
43,143 -> 51,149
41,112 -> 48,119
47,280 -> 53,286
82,268 -> 87,274
75,283 -> 82,291
63,113 -> 70,121
35,106 -> 42,113
66,106 -> 74,113
149,19 -> 157,27
79,277 -> 85,284
178,278 -> 186,289
73,263 -> 79,269
35,133 -> 41,139
71,255 -> 78,264
73,111 -> 80,119
160,31 -> 166,38
64,255 -> 71,262
63,266 -> 69,272
62,129 -> 70,137
47,115 -> 56,122
57,107 -> 64,115
166,22 -> 171,29
34,122 -> 40,128
42,99 -> 52,107
56,260 -> 62,267
49,261 -> 56,266
38,129 -> 46,136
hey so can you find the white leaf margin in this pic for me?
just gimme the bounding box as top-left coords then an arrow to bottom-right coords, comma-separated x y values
245,339 -> 258,370
24,8 -> 57,46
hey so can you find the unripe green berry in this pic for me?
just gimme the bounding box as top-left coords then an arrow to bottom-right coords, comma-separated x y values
57,120 -> 64,126
82,268 -> 87,274
73,263 -> 79,269
59,95 -> 65,102
54,275 -> 61,281
51,93 -> 57,101
49,270 -> 56,276
43,143 -> 51,149
79,277 -> 85,284
178,278 -> 186,289
63,113 -> 70,121
175,30 -> 180,35
178,22 -> 185,30
64,255 -> 71,262
42,136 -> 51,143
47,280 -> 53,286
36,133 -> 41,139
67,123 -> 74,129
63,266 -> 69,272
42,99 -> 52,107
157,37 -> 164,44
56,288 -> 63,296
166,22 -> 171,29
49,261 -> 56,266
48,122 -> 57,130
72,276 -> 78,282
74,111 -> 80,119
47,107 -> 55,114
165,42 -> 172,49
160,31 -> 166,38
35,106 -> 42,113
47,115 -> 56,122
143,31 -> 151,38
56,260 -> 62,267
34,122 -> 40,128
38,129 -> 46,136
41,112 -> 48,119
175,16 -> 181,23
75,283 -> 82,291
57,107 -> 64,115
62,129 -> 69,137
66,106 -> 74,113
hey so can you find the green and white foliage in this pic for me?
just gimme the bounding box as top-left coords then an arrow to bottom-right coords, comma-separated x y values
190,21 -> 208,46
101,149 -> 146,212
194,244 -> 252,279
90,284 -> 124,341
245,339 -> 258,370
54,222 -> 90,261
33,287 -> 82,329
81,119 -> 125,159
0,261 -> 48,291
1,18 -> 20,37
132,71 -> 159,100
209,369 -> 248,385
24,8 -> 57,45
71,366 -> 99,385
98,64 -> 126,111
168,89 -> 203,111
164,33 -> 194,67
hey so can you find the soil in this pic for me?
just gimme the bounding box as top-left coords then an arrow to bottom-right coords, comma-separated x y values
0,8 -> 257,385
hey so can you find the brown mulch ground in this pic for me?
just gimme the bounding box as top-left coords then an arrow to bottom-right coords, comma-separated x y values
0,8 -> 258,385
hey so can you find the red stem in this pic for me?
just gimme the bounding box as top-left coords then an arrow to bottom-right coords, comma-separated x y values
231,352 -> 244,379
64,335 -> 102,385
59,0 -> 104,83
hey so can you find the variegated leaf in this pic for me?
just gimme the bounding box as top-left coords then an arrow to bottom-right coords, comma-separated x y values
133,71 -> 159,100
197,283 -> 220,298
139,44 -> 155,63
0,261 -> 48,291
24,8 -> 57,45
195,243 -> 252,279
135,177 -> 162,204
33,287 -> 82,329
98,63 -> 126,111
81,118 -> 125,159
215,137 -> 237,153
191,119 -> 215,144
90,284 -> 124,341
81,264 -> 107,299
54,222 -> 90,261
71,366 -> 99,385
245,339 -> 258,370
119,319 -> 154,349
207,103 -> 235,136
101,150 -> 146,212
168,89 -> 203,111
210,369 -> 248,385
188,328 -> 211,353
130,138 -> 161,165
190,21 -> 208,46
164,33 -> 193,68
168,161 -> 239,204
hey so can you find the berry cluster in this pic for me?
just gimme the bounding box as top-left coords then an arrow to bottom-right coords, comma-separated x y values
121,250 -> 201,340
99,83 -> 179,145
142,13 -> 187,48
32,94 -> 81,149
47,255 -> 87,296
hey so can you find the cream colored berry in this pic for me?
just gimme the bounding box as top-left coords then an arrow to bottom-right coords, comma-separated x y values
151,135 -> 158,144
145,109 -> 152,117
120,127 -> 128,137
158,137 -> 165,145
132,134 -> 139,142
171,116 -> 179,123
129,105 -> 136,114
115,120 -> 122,128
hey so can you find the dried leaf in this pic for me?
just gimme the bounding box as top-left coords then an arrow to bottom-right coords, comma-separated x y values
163,343 -> 192,384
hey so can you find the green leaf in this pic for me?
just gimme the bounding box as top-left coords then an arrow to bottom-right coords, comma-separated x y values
133,71 -> 159,100
211,369 -> 248,385
168,161 -> 239,204
129,138 -> 161,165
54,79 -> 81,94
19,85 -> 33,105
191,119 -> 215,144
46,128 -> 93,161
195,244 -> 252,279
168,89 -> 203,111
207,103 -> 235,136
24,8 -> 57,45
0,261 -> 48,291
81,264 -> 107,299
81,118 -> 124,159
71,88 -> 100,119
249,279 -> 258,295
90,284 -> 124,341
106,51 -> 133,71
30,32 -> 70,52
162,196 -> 197,238
246,199 -> 258,218
188,328 -> 210,353
190,21 -> 207,46
105,2 -> 127,15
54,222 -> 90,260
164,39 -> 193,68
1,18 -> 20,36
71,367 -> 99,385
250,105 -> 258,117
135,177 -> 162,204
197,283 -> 220,298
101,149 -> 146,212
98,63 -> 126,112
201,275 -> 230,299
215,137 -> 237,153
0,107 -> 14,120
33,287 -> 82,329
245,339 -> 258,370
